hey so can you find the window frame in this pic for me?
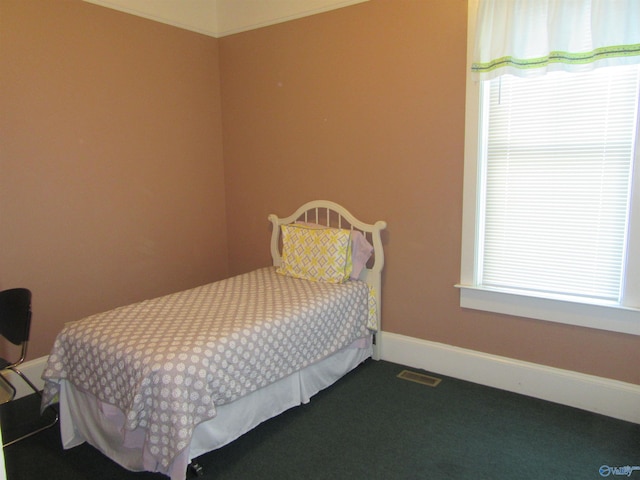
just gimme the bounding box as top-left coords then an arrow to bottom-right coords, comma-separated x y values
458,0 -> 640,336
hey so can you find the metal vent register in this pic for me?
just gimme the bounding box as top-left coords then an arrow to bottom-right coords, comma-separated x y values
397,370 -> 442,387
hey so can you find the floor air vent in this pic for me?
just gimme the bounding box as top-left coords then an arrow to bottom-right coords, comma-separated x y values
397,370 -> 442,387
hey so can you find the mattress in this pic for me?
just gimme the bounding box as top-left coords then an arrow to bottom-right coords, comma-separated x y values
41,266 -> 374,478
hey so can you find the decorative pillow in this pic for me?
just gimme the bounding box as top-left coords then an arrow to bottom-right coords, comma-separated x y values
295,222 -> 374,279
277,224 -> 353,283
350,230 -> 374,279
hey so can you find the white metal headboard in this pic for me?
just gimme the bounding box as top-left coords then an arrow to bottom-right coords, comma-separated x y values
268,200 -> 387,359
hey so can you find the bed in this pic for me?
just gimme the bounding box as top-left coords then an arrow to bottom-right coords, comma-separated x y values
40,200 -> 387,480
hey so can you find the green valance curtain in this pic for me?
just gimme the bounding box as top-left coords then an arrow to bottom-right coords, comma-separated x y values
472,0 -> 640,80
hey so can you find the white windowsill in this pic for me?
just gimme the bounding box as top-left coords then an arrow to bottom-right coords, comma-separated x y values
456,285 -> 640,336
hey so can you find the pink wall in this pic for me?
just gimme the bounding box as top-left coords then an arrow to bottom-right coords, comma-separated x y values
219,0 -> 640,384
2,0 -> 638,386
1,0 -> 228,359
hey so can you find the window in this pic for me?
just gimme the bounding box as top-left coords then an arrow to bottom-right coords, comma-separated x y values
480,66 -> 639,301
458,1 -> 640,336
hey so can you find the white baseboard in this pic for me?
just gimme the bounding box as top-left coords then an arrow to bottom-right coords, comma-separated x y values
1,357 -> 48,400
11,344 -> 640,425
378,331 -> 640,425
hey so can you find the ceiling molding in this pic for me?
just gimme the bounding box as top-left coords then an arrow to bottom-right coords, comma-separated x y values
83,0 -> 369,38
215,0 -> 368,37
83,0 -> 219,37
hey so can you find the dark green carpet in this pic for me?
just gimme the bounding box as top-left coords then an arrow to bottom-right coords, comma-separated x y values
2,360 -> 638,479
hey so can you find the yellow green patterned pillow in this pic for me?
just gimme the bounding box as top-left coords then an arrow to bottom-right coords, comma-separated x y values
277,224 -> 353,283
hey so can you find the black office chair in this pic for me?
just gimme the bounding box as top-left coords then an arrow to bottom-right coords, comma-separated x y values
0,288 -> 57,446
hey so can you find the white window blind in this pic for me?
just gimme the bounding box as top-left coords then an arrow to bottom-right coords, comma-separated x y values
478,64 -> 640,302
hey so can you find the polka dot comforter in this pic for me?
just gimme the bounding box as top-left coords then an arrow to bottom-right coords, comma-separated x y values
41,267 -> 374,476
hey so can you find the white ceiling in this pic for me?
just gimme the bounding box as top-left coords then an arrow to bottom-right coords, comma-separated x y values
83,0 -> 369,38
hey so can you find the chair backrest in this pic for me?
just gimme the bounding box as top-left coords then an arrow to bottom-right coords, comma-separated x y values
0,288 -> 32,346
